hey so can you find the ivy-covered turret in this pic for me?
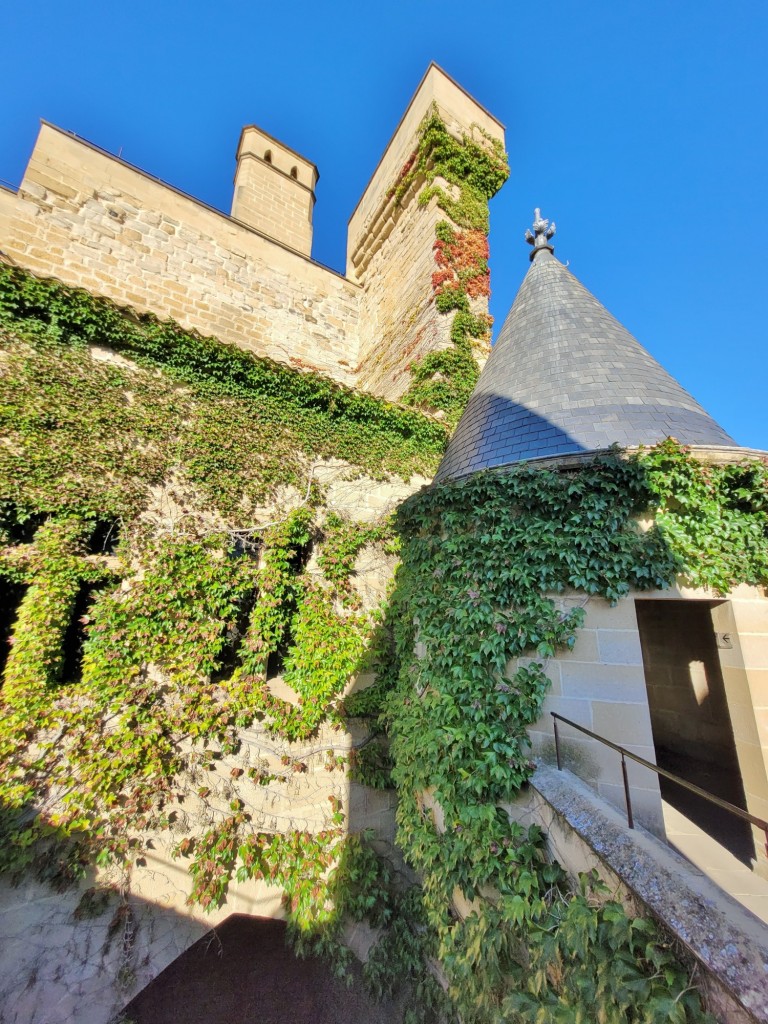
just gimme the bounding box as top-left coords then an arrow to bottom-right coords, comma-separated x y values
436,210 -> 736,481
379,210 -> 768,1024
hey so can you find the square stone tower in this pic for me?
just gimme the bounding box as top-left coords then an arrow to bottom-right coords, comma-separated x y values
231,125 -> 318,256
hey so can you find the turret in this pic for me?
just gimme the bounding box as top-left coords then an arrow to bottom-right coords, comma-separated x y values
231,125 -> 318,256
436,210 -> 737,481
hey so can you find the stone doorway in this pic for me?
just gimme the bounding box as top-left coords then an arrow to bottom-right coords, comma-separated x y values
635,599 -> 754,865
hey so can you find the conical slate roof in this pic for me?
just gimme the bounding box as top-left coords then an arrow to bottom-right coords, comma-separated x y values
435,215 -> 736,482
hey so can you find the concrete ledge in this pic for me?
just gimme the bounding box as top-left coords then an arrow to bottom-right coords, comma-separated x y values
522,764 -> 768,1024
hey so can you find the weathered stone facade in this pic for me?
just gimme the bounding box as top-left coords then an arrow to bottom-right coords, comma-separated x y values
0,64 -> 504,401
0,461 -> 425,1024
3,57 -> 767,1024
524,578 -> 768,855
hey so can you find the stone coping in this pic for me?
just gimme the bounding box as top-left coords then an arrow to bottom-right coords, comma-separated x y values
531,763 -> 768,1023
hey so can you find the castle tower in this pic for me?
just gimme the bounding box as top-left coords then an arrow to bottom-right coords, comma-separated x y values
436,210 -> 736,481
347,64 -> 507,402
231,125 -> 318,256
434,213 -> 768,886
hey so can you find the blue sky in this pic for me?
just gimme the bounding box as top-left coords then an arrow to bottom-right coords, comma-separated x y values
2,0 -> 766,449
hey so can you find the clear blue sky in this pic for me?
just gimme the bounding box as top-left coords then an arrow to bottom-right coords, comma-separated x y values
2,0 -> 766,449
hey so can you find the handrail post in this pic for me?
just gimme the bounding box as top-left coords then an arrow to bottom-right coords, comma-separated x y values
547,710 -> 768,844
620,751 -> 634,830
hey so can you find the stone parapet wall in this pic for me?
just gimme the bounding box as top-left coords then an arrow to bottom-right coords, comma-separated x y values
506,765 -> 768,1024
0,123 -> 361,385
0,66 -> 508,404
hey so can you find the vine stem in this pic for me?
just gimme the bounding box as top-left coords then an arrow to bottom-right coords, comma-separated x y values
229,462 -> 320,537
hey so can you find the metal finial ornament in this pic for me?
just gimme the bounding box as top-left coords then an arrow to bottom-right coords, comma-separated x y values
524,208 -> 556,261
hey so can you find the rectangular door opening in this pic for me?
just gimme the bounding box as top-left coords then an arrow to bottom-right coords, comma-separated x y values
635,599 -> 754,866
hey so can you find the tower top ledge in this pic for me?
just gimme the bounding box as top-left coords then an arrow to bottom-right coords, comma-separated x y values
235,124 -> 318,192
346,63 -> 506,279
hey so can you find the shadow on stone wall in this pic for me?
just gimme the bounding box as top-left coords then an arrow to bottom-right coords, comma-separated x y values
122,914 -> 404,1024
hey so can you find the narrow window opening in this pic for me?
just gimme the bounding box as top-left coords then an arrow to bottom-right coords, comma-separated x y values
290,166 -> 298,180
60,583 -> 109,684
264,539 -> 313,682
264,150 -> 272,164
213,587 -> 259,683
266,645 -> 287,681
287,539 -> 312,575
0,578 -> 27,679
1,509 -> 47,545
86,520 -> 120,555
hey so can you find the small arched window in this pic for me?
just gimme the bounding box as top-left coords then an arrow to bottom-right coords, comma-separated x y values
264,150 -> 272,164
290,166 -> 298,180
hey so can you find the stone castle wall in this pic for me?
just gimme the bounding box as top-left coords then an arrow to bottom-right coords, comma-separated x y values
348,65 -> 505,402
1,123 -> 362,385
0,460 -> 425,1024
0,722 -> 398,1024
527,580 -> 768,866
0,65 -> 510,1023
0,65 -> 506,403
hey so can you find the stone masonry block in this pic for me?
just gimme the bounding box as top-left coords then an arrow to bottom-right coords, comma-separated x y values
591,699 -> 654,747
559,661 -> 647,702
727,599 -> 768,634
583,595 -> 641,630
738,634 -> 768,671
555,628 -> 598,662
596,628 -> 644,666
538,693 -> 594,731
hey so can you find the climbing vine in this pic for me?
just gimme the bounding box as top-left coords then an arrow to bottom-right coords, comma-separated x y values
388,112 -> 508,232
2,254 -> 766,1020
371,446 -> 767,1022
389,111 -> 509,425
0,263 -> 447,502
639,438 -> 768,592
0,267 -> 439,1013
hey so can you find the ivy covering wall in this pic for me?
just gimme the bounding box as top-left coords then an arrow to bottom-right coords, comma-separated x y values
0,262 -> 449,1011
369,447 -> 768,1023
389,110 -> 509,425
2,256 -> 768,1024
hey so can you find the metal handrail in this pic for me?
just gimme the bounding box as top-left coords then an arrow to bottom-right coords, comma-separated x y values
550,711 -> 768,857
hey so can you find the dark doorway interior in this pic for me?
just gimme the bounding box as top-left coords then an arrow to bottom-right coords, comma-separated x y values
635,599 -> 754,866
123,915 -> 405,1024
